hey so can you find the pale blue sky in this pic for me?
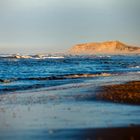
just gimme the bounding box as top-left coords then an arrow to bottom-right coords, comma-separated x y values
0,0 -> 140,54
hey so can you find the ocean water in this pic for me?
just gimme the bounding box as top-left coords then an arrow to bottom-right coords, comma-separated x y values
0,54 -> 140,93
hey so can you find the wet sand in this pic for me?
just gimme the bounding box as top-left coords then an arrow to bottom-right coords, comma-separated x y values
96,81 -> 140,104
0,126 -> 140,140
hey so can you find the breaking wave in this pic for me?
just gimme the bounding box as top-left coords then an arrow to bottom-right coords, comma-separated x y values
18,73 -> 112,81
0,78 -> 16,83
129,66 -> 140,69
0,73 -> 112,83
0,54 -> 65,60
0,73 -> 112,93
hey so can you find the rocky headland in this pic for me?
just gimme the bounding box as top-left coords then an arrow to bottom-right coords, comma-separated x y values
69,41 -> 140,54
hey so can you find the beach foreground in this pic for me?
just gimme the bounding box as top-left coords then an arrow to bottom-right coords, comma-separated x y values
0,73 -> 140,140
0,126 -> 140,140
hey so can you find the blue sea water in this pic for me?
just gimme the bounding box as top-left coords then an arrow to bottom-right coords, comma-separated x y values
0,54 -> 140,93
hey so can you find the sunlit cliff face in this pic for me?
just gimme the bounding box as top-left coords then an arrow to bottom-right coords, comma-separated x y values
69,41 -> 140,54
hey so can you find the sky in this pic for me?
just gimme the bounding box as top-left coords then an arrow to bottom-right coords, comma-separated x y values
0,0 -> 140,54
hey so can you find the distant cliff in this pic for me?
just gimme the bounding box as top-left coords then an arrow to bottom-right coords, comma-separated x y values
69,41 -> 140,54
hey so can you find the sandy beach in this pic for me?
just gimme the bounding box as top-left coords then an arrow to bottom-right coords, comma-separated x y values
96,81 -> 140,104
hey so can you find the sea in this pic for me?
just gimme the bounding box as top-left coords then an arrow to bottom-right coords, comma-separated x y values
0,54 -> 140,140
0,54 -> 140,93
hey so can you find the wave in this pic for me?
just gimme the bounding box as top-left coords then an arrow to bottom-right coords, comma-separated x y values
0,79 -> 16,83
0,84 -> 46,93
0,54 -> 114,60
129,66 -> 140,69
63,73 -> 112,78
43,56 -> 65,59
0,54 -> 65,60
0,73 -> 112,84
19,73 -> 112,81
0,73 -> 112,93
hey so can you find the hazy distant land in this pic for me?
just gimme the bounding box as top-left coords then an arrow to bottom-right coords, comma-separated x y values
69,41 -> 140,55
